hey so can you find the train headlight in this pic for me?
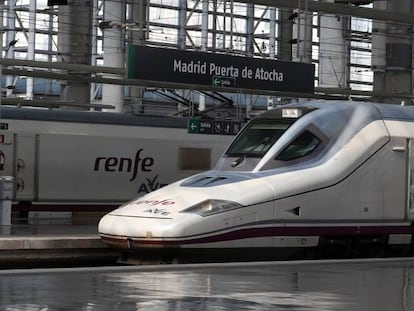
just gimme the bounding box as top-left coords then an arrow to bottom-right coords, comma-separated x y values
181,199 -> 242,217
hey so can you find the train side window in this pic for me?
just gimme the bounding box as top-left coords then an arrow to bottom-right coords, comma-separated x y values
178,147 -> 211,170
276,131 -> 320,161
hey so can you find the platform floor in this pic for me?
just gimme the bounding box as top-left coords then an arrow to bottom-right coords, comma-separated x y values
1,258 -> 414,310
0,220 -> 119,268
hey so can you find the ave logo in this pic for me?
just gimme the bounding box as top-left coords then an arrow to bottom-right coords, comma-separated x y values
138,198 -> 175,216
137,175 -> 167,194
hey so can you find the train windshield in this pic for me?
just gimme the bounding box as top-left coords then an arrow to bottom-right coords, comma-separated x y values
226,119 -> 295,157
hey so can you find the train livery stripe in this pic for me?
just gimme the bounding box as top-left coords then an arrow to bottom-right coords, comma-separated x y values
100,224 -> 414,246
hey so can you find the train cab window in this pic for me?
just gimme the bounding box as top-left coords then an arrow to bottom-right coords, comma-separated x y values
276,131 -> 320,161
226,119 -> 294,157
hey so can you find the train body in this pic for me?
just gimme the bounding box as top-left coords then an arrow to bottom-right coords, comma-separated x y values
99,100 -> 414,261
0,107 -> 231,213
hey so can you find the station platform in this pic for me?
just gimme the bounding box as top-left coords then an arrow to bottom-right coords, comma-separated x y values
0,220 -> 120,269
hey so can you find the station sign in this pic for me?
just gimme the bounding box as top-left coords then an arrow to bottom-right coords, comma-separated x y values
128,45 -> 315,94
188,119 -> 242,135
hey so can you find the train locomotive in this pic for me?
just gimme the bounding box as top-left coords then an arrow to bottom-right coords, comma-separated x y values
98,100 -> 414,262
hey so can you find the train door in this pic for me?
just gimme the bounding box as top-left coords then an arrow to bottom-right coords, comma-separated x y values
14,134 -> 37,201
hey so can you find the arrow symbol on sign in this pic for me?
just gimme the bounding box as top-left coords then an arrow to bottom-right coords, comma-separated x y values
191,123 -> 197,131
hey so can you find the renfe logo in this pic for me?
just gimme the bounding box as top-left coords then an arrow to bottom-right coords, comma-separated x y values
94,148 -> 154,181
136,199 -> 175,206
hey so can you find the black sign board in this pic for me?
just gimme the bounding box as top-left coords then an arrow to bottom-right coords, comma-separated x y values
128,45 -> 315,94
47,0 -> 67,5
188,119 -> 242,135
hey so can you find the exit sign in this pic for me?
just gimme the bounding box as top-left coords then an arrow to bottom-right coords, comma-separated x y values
188,119 -> 242,135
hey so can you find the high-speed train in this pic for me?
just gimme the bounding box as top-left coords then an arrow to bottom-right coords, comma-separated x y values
99,100 -> 414,262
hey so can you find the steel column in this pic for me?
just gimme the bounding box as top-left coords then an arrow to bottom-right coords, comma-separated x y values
319,0 -> 349,88
102,0 -> 125,112
372,0 -> 413,104
57,0 -> 93,109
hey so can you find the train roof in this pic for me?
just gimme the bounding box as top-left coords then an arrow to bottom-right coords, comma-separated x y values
0,106 -> 188,128
260,100 -> 414,122
211,100 -> 414,177
374,103 -> 414,121
2,101 -> 414,129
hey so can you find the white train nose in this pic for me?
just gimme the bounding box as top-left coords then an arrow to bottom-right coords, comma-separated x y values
98,213 -> 170,238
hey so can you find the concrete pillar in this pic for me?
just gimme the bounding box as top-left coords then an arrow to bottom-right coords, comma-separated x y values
372,0 -> 413,104
278,8 -> 293,61
129,0 -> 147,114
246,3 -> 254,57
211,0 -> 217,50
269,7 -> 276,58
58,0 -> 92,109
26,0 -> 36,100
267,7 -> 276,109
178,0 -> 187,49
291,4 -> 312,103
228,0 -> 234,50
5,0 -> 15,97
199,0 -> 209,112
90,0 -> 99,103
319,0 -> 349,88
292,4 -> 312,63
245,3 -> 254,117
102,0 -> 125,112
0,0 -> 3,117
176,0 -> 188,114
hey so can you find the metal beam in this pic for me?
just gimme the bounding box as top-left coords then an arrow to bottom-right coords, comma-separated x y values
235,0 -> 414,25
0,58 -> 125,75
6,66 -> 414,101
1,67 -> 340,99
3,59 -> 414,100
1,97 -> 115,109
